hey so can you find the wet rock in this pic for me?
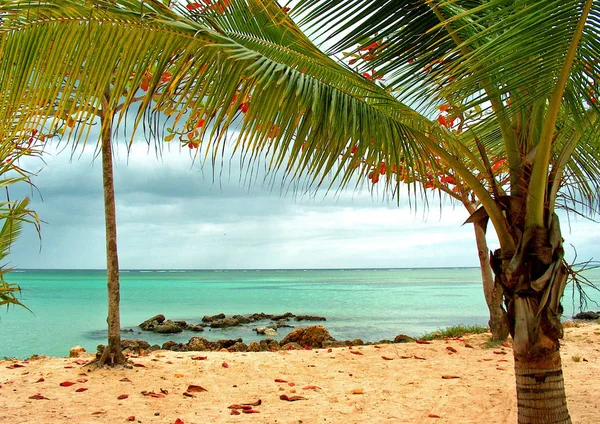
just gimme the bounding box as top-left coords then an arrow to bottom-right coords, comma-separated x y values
186,324 -> 205,332
281,342 -> 303,351
174,320 -> 188,328
219,338 -> 243,349
121,328 -> 134,333
247,342 -> 261,352
255,327 -> 278,336
69,346 -> 87,358
248,312 -> 273,322
394,334 -> 416,343
271,320 -> 294,329
294,315 -> 326,322
154,320 -> 183,333
280,325 -> 332,348
259,338 -> 280,351
121,339 -> 151,354
573,311 -> 600,320
231,315 -> 252,324
272,312 -> 295,320
229,342 -> 248,352
139,314 -> 166,331
202,313 -> 226,323
210,318 -> 240,328
161,341 -> 187,351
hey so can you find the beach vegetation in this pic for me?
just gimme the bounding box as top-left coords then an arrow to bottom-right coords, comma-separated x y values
0,0 -> 598,421
420,325 -> 489,341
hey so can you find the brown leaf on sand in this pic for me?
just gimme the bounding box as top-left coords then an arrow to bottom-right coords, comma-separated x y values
302,385 -> 319,390
350,388 -> 364,395
35,378 -> 45,383
230,410 -> 241,415
77,378 -> 88,383
242,409 -> 260,414
125,416 -> 135,421
400,355 -> 411,359
327,348 -> 333,353
441,375 -> 460,379
91,411 -> 105,415
186,385 -> 207,393
446,346 -> 457,353
228,404 -> 252,410
464,343 -> 474,349
242,399 -> 262,407
120,378 -> 132,383
416,340 -> 432,344
160,388 -> 169,395
29,394 -> 49,400
183,392 -> 194,397
274,379 -> 287,383
413,355 -> 426,360
174,419 -> 185,424
133,363 -> 146,367
280,394 -> 307,401
74,360 -> 87,365
117,394 -> 129,400
141,391 -> 165,398
7,364 -> 25,369
75,388 -> 88,392
428,414 -> 441,418
222,362 -> 229,368
494,350 -> 507,355
191,356 -> 207,360
381,356 -> 394,361
373,345 -> 382,349
350,351 -> 363,355
59,381 -> 76,387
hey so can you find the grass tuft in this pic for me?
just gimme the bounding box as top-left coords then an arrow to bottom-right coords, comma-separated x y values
420,325 -> 489,341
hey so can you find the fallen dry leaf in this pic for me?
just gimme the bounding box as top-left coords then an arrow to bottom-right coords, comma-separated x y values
91,411 -> 104,415
242,399 -> 262,407
160,388 -> 169,395
117,394 -> 129,400
35,378 -> 45,383
186,385 -> 207,393
74,360 -> 87,365
133,363 -> 145,367
230,410 -> 241,415
75,388 -> 88,392
416,340 -> 432,344
288,382 -> 295,387
141,391 -> 165,398
441,375 -> 460,379
29,394 -> 49,400
373,345 -> 382,349
242,409 -> 260,414
274,379 -> 287,383
174,419 -> 184,424
191,356 -> 207,360
428,413 -> 441,418
174,374 -> 184,378
350,351 -> 364,355
464,343 -> 474,349
350,388 -> 364,395
183,392 -> 193,397
59,381 -> 76,387
228,404 -> 252,410
302,385 -> 319,390
280,394 -> 307,401
76,378 -> 88,383
446,347 -> 457,353
7,364 -> 25,369
125,416 -> 135,422
120,378 -> 132,383
222,362 -> 229,368
414,355 -> 426,360
327,348 -> 332,353
381,356 -> 394,361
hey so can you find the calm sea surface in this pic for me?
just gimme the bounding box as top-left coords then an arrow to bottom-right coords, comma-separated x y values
1,268 -> 599,358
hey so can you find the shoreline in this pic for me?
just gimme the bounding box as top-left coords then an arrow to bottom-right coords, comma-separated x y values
1,322 -> 598,423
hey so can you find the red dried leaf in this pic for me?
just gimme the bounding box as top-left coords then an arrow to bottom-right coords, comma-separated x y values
174,419 -> 184,424
242,409 -> 260,414
133,363 -> 146,367
274,379 -> 287,383
428,414 -> 441,418
327,348 -> 333,353
373,345 -> 382,349
91,411 -> 104,415
242,399 -> 262,407
350,351 -> 363,356
7,364 -> 25,369
183,392 -> 193,397
222,362 -> 229,368
441,375 -> 460,379
141,391 -> 165,398
60,381 -> 76,387
186,385 -> 207,393
381,356 -> 394,361
160,388 -> 169,395
464,343 -> 474,349
120,378 -> 132,383
416,340 -> 432,345
29,394 -> 49,400
75,388 -> 88,393
400,355 -> 411,359
414,355 -> 426,360
280,394 -> 307,401
75,360 -> 87,365
77,378 -> 88,383
493,350 -> 507,355
228,404 -> 247,410
230,410 -> 241,415
446,347 -> 457,353
117,394 -> 129,400
64,365 -> 73,369
502,342 -> 512,348
35,378 -> 45,383
191,356 -> 207,360
302,385 -> 319,390
288,382 -> 295,387
126,416 -> 135,421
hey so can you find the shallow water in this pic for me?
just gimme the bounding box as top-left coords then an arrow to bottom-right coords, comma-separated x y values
1,268 -> 598,358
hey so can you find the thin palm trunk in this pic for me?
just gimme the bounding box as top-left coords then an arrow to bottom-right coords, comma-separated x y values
96,98 -> 125,366
491,212 -> 570,423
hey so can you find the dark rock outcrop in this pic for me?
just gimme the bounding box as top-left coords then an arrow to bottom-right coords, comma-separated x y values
186,324 -> 205,332
573,311 -> 600,320
394,334 -> 416,343
161,341 -> 187,351
231,315 -> 252,324
121,339 -> 151,354
154,320 -> 183,333
280,325 -> 331,348
210,318 -> 241,328
294,315 -> 326,322
202,313 -> 226,323
139,314 -> 166,331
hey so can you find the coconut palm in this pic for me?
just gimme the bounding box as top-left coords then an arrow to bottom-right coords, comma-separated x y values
1,0 -> 598,421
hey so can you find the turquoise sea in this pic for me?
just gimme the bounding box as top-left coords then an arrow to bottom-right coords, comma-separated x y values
2,268 -> 599,359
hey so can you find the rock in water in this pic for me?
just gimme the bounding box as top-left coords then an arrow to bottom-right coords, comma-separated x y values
121,340 -> 151,354
209,318 -> 240,328
294,315 -> 326,321
69,346 -> 87,358
201,313 -> 226,323
573,311 -> 600,320
139,314 -> 166,331
279,325 -> 331,348
154,320 -> 183,333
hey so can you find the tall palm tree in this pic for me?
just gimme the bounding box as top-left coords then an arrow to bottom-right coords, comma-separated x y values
1,0 -> 598,421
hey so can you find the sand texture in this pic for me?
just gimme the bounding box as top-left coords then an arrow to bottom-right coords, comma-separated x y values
1,322 -> 599,423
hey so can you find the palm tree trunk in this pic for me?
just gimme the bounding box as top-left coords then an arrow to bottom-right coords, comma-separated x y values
514,352 -> 570,424
96,101 -> 125,366
491,212 -> 571,423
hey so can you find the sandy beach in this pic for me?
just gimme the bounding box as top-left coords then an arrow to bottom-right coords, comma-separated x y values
1,322 -> 599,424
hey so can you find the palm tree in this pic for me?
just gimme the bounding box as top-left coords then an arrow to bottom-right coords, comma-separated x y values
1,0 -> 598,421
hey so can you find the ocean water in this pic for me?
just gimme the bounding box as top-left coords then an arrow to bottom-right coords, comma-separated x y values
1,268 -> 599,359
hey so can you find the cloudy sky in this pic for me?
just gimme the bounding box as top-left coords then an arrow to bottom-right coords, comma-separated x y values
6,136 -> 599,271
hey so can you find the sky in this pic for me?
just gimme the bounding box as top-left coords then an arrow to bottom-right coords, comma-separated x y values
7,138 -> 600,270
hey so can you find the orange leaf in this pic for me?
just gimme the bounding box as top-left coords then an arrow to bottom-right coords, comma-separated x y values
29,394 -> 49,400
126,416 -> 135,422
381,356 -> 394,361
60,382 -> 75,387
191,356 -> 207,360
416,340 -> 431,344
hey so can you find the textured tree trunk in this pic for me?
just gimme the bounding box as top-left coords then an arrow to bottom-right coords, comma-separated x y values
472,222 -> 509,341
491,212 -> 571,423
96,101 -> 125,366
